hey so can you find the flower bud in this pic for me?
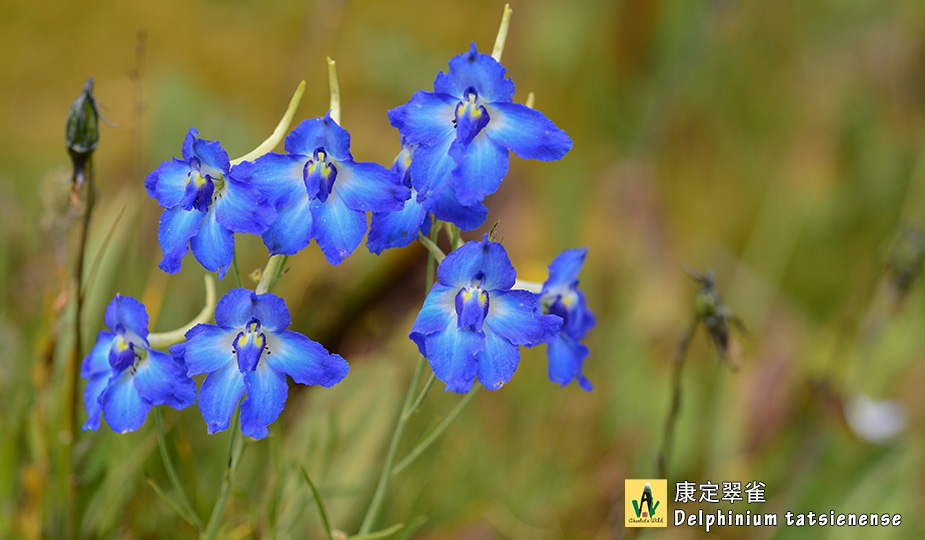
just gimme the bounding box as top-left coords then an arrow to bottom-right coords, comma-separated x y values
65,78 -> 100,187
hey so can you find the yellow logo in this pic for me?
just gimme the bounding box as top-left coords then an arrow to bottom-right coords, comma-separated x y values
625,479 -> 668,527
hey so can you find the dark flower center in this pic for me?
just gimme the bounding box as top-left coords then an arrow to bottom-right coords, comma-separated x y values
454,87 -> 490,146
180,157 -> 225,212
233,318 -> 267,372
455,271 -> 490,332
304,147 -> 338,202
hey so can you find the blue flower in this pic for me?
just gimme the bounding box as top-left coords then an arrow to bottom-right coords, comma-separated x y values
242,114 -> 408,264
82,294 -> 197,433
145,128 -> 276,278
539,248 -> 595,391
367,138 -> 487,254
388,43 -> 572,213
409,235 -> 561,393
173,288 -> 349,439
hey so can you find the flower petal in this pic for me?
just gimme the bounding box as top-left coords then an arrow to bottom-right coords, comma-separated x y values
104,294 -> 149,340
437,236 -> 516,290
240,360 -> 288,439
448,131 -> 509,206
485,289 -> 561,347
543,247 -> 588,291
265,330 -> 349,387
239,153 -> 310,208
310,191 -> 367,265
334,160 -> 407,213
82,372 -> 110,432
82,330 -> 116,377
189,131 -> 231,174
483,102 -> 572,161
157,206 -> 206,274
409,283 -> 458,355
285,115 -> 352,161
145,158 -> 191,208
388,91 -> 457,147
101,370 -> 152,433
422,184 -> 487,231
182,323 -> 237,376
215,175 -> 277,235
214,289 -> 291,331
133,349 -> 197,409
190,207 -> 234,277
198,361 -> 246,434
476,327 -> 520,391
434,43 -> 515,103
261,191 -> 313,256
547,333 -> 592,391
367,189 -> 431,254
424,325 -> 482,393
408,134 -> 455,201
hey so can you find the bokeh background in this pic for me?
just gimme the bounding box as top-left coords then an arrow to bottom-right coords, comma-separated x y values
3,0 -> 925,538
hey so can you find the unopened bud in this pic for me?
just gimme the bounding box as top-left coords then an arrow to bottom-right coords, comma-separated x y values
65,78 -> 100,187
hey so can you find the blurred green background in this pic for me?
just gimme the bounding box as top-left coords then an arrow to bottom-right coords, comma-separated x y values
2,0 -> 925,538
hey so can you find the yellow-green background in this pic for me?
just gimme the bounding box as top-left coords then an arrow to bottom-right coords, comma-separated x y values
2,0 -> 924,538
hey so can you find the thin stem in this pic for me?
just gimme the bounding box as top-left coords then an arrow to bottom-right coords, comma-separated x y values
657,321 -> 697,479
301,467 -> 334,540
268,254 -> 289,293
327,57 -> 342,125
491,4 -> 514,63
64,157 -> 95,540
201,410 -> 246,540
145,473 -> 199,528
358,224 -> 442,534
417,232 -> 445,263
154,408 -> 203,530
231,81 -> 305,165
256,255 -> 285,295
349,522 -> 407,540
148,276 -> 217,349
231,249 -> 243,289
392,386 -> 479,476
403,373 -> 436,421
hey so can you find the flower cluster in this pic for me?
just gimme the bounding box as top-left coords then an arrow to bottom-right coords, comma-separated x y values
83,33 -> 594,439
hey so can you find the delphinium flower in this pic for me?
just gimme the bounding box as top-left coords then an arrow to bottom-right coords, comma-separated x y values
409,235 -> 561,393
145,128 -> 276,277
538,248 -> 595,391
367,137 -> 488,254
241,114 -> 408,264
82,294 -> 197,433
388,43 -> 572,227
172,288 -> 349,439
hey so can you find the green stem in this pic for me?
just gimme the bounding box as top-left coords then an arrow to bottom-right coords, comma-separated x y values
656,321 -> 696,479
392,386 -> 479,476
64,156 -> 95,540
201,410 -> 246,540
327,57 -> 342,125
154,408 -> 203,530
301,467 -> 334,540
256,255 -> 286,295
491,4 -> 514,63
145,473 -> 200,530
417,232 -> 445,262
403,373 -> 436,421
358,223 -> 442,534
231,249 -> 243,288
